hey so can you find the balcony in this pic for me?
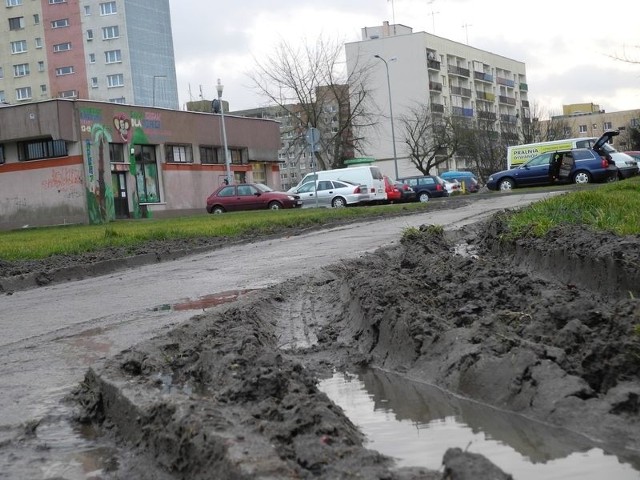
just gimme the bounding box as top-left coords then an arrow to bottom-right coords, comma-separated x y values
496,77 -> 515,88
429,81 -> 443,92
473,71 -> 494,83
477,111 -> 497,121
427,59 -> 441,71
447,65 -> 470,77
431,103 -> 445,113
498,95 -> 516,106
521,99 -> 529,108
450,86 -> 472,98
519,82 -> 528,91
476,91 -> 495,102
451,106 -> 474,118
500,114 -> 518,124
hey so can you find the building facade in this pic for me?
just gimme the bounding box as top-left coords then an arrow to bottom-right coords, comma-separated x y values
0,0 -> 178,108
345,21 -> 529,178
0,99 -> 281,230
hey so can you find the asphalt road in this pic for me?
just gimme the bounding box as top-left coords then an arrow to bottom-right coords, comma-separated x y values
0,191 -> 559,479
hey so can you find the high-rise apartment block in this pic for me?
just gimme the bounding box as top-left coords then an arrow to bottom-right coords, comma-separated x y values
346,21 -> 529,177
1,0 -> 178,108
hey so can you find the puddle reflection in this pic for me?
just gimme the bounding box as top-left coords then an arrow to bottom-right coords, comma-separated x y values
319,370 -> 640,479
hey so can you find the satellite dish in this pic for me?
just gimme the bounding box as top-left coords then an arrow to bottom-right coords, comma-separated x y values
211,99 -> 220,113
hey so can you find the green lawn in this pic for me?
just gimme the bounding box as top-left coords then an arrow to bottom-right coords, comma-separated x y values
2,177 -> 639,261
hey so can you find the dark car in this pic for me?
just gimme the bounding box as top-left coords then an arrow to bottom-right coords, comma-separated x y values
396,175 -> 448,202
394,181 -> 416,203
486,148 -> 617,191
206,183 -> 302,213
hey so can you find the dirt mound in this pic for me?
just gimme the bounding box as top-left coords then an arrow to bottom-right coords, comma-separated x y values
70,213 -> 640,478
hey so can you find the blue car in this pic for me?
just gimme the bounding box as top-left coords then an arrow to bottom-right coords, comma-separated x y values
486,148 -> 617,191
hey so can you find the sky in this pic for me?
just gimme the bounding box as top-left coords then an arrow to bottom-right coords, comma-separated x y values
167,0 -> 640,116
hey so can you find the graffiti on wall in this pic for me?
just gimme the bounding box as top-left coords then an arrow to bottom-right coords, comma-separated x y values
41,168 -> 83,191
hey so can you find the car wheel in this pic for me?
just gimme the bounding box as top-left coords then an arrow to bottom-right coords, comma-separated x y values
268,201 -> 283,210
573,171 -> 591,184
332,196 -> 347,208
418,192 -> 430,203
498,178 -> 514,191
212,206 -> 225,214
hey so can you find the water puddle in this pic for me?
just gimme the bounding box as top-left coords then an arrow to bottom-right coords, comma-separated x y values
148,289 -> 259,312
319,370 -> 640,479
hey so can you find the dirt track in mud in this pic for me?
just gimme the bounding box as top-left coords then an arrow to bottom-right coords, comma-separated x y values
60,211 -> 640,479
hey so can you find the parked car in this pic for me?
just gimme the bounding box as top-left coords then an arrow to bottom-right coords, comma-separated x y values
291,179 -> 370,208
206,183 -> 302,213
624,151 -> 640,163
394,181 -> 417,203
383,175 -> 402,203
443,179 -> 461,195
396,175 -> 449,202
486,148 -> 617,191
440,171 -> 480,193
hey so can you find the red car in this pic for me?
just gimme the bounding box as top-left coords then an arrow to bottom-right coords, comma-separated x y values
383,175 -> 402,203
206,183 -> 302,214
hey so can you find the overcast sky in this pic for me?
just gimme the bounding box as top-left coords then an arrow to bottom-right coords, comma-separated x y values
167,0 -> 640,116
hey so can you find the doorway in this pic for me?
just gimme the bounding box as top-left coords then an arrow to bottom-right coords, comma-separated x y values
112,172 -> 130,218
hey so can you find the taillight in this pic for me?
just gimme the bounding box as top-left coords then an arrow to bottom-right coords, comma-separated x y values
370,187 -> 375,193
354,186 -> 362,193
436,184 -> 442,191
601,157 -> 608,168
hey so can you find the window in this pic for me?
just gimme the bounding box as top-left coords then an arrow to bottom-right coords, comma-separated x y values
55,66 -> 74,76
100,1 -> 117,15
35,37 -> 42,48
230,148 -> 244,164
13,63 -> 29,77
604,121 -> 612,130
49,0 -> 67,4
109,143 -> 125,163
109,97 -> 126,103
16,86 -> 32,100
6,0 -> 22,6
84,5 -> 90,15
0,67 -> 3,79
9,17 -> 25,30
91,77 -> 98,88
59,89 -> 77,98
18,138 -> 67,161
165,144 -> 193,163
0,91 -> 5,103
86,29 -> 94,40
133,145 -> 160,203
107,73 -> 124,87
200,145 -> 220,164
53,42 -> 71,52
0,145 -> 4,165
51,18 -> 69,28
102,25 -> 119,39
579,125 -> 587,133
10,40 -> 27,54
38,61 -> 44,72
89,53 -> 95,63
40,84 -> 47,93
33,14 -> 39,24
104,49 -> 121,63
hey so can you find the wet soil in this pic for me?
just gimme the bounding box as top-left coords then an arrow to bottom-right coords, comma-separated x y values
3,204 -> 640,479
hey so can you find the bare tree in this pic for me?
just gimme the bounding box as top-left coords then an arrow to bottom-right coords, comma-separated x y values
247,36 -> 376,170
399,103 -> 462,174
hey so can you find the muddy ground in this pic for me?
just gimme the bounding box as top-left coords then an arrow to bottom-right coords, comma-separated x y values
3,207 -> 640,479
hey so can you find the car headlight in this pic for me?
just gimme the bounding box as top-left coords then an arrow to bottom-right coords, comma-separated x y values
488,176 -> 494,181
287,195 -> 296,201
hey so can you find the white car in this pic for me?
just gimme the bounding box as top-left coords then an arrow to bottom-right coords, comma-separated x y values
291,180 -> 371,208
442,178 -> 461,195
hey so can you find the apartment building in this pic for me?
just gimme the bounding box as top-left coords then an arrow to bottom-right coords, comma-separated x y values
0,0 -> 178,108
345,21 -> 529,178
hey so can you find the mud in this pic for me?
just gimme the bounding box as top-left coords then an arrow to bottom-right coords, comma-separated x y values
61,211 -> 640,479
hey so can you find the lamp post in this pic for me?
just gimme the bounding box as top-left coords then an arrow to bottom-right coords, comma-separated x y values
152,75 -> 166,107
374,55 -> 399,180
216,79 -> 233,185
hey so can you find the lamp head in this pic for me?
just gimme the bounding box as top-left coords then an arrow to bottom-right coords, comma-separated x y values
216,78 -> 224,97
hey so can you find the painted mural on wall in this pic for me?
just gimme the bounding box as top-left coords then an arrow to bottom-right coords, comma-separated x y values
79,106 -> 169,222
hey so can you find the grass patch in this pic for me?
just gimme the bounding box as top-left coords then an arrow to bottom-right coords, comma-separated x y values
0,202 -> 429,261
505,177 -> 640,238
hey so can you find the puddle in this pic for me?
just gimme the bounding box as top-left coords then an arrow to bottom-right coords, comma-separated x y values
171,289 -> 258,311
318,370 -> 640,479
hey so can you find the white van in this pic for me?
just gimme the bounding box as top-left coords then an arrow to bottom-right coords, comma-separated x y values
507,130 -> 639,179
288,165 -> 386,203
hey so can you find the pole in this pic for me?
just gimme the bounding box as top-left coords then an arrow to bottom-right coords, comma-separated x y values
217,79 -> 232,185
375,55 -> 399,179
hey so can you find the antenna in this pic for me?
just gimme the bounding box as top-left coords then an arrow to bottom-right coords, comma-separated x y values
462,23 -> 472,44
428,9 -> 440,33
199,85 -> 204,100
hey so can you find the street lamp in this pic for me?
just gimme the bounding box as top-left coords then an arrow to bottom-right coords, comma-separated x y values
216,78 -> 233,185
152,75 -> 166,107
374,54 -> 399,180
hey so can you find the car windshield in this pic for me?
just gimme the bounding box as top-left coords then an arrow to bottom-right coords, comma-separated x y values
254,183 -> 274,193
